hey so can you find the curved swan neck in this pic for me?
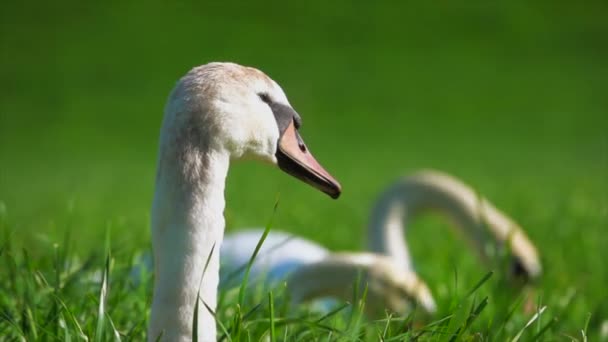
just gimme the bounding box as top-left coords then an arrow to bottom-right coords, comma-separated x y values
368,170 -> 541,277
286,254 -> 375,303
149,134 -> 230,341
368,171 -> 492,270
285,253 -> 436,314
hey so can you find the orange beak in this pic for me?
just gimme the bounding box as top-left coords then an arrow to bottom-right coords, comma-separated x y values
276,121 -> 342,199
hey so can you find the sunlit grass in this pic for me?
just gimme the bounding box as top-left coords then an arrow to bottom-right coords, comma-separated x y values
0,199 -> 605,340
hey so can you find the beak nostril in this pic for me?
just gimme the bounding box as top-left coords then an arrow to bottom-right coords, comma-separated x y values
295,131 -> 307,152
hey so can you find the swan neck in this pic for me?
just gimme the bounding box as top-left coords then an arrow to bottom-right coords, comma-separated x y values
149,143 -> 230,342
368,171 -> 541,278
368,173 -> 491,271
368,185 -> 415,271
286,257 -> 366,305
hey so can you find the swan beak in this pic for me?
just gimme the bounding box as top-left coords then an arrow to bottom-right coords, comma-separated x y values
276,121 -> 342,199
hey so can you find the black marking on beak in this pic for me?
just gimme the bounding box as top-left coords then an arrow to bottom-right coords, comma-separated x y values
258,93 -> 341,199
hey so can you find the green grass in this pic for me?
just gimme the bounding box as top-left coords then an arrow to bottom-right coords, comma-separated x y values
1,0 -> 607,340
0,223 -> 557,341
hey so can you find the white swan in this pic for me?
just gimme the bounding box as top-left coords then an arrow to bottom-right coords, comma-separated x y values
218,170 -> 541,318
219,229 -> 437,314
149,62 -> 341,341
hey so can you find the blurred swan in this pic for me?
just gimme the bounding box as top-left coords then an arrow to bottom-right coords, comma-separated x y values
149,62 -> 341,341
217,170 -> 541,317
220,230 -> 436,314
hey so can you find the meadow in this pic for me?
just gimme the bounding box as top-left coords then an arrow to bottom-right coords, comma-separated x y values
1,1 -> 607,340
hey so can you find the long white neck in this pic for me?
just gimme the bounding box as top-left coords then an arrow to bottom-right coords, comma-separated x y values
149,129 -> 230,341
368,170 -> 541,277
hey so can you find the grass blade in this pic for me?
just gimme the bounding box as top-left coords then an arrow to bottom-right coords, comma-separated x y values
454,296 -> 489,340
465,271 -> 493,299
268,291 -> 276,342
238,199 -> 279,307
105,312 -> 122,341
51,294 -> 87,340
59,312 -> 71,342
581,312 -> 591,342
532,317 -> 557,341
95,254 -> 111,342
193,291 -> 200,342
495,293 -> 526,338
193,243 -> 217,342
315,302 -> 351,324
511,306 -> 546,342
205,301 -> 232,342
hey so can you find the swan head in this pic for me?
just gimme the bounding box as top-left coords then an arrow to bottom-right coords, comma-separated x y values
164,62 -> 341,198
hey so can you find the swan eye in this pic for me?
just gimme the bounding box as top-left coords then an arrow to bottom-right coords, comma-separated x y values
258,92 -> 303,133
258,92 -> 272,104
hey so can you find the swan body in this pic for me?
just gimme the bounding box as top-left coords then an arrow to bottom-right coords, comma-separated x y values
149,62 -> 341,341
219,229 -> 437,314
220,229 -> 329,287
217,170 -> 541,317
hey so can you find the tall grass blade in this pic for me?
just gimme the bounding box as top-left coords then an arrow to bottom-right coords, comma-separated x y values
95,254 -> 111,342
532,317 -> 557,341
231,305 -> 242,341
241,302 -> 262,322
346,280 -> 368,340
204,301 -> 232,342
238,198 -> 279,306
316,302 -> 350,323
381,313 -> 393,341
59,312 -> 71,342
105,313 -> 122,341
268,291 -> 276,342
495,293 -> 526,338
221,234 -> 296,289
0,308 -> 25,338
192,292 -> 200,342
52,293 -> 88,340
193,243 -> 217,342
464,271 -> 493,299
451,296 -> 489,341
581,312 -> 591,342
22,305 -> 38,340
511,306 -> 546,342
440,299 -> 469,342
535,293 -> 543,334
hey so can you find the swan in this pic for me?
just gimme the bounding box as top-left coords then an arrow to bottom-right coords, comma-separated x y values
218,170 -> 541,317
219,229 -> 437,314
149,62 -> 341,341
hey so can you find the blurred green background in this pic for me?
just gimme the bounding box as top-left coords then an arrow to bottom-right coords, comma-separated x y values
1,0 -> 607,334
